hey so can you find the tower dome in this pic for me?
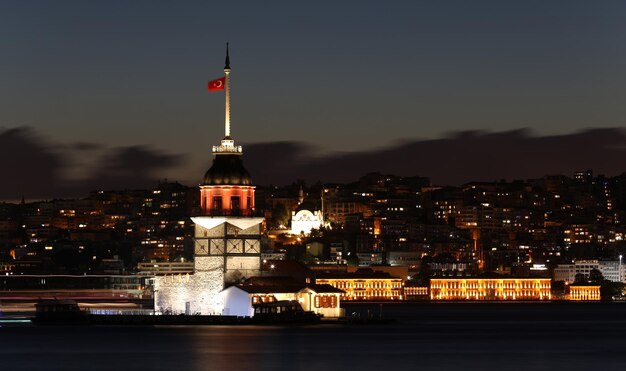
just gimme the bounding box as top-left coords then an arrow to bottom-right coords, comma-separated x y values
202,153 -> 251,186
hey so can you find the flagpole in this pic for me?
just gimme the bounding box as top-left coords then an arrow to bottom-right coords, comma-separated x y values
224,43 -> 231,138
212,43 -> 240,154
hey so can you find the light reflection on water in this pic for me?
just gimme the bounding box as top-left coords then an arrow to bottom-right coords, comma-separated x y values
2,303 -> 626,371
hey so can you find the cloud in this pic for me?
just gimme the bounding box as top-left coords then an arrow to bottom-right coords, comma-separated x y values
242,141 -> 316,185
2,126 -> 626,201
85,146 -> 183,190
244,128 -> 626,185
68,142 -> 104,151
0,127 -> 65,200
0,127 -> 183,201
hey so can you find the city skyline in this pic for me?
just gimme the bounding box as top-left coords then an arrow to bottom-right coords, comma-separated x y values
2,1 -> 626,199
3,126 -> 626,201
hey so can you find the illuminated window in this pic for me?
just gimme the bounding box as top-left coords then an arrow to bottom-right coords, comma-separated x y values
314,295 -> 337,308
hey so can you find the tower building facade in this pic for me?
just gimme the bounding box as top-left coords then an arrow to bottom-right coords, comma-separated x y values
155,45 -> 263,314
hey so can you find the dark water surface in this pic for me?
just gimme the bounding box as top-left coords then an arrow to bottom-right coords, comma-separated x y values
2,302 -> 626,371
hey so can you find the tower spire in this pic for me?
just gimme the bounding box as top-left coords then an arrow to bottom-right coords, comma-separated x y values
224,42 -> 230,70
224,42 -> 231,139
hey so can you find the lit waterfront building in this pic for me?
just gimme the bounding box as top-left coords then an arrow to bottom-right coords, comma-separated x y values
430,278 -> 551,300
568,285 -> 601,301
155,45 -> 263,314
403,286 -> 429,298
315,270 -> 404,300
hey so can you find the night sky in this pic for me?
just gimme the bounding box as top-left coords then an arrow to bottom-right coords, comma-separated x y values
2,1 -> 626,200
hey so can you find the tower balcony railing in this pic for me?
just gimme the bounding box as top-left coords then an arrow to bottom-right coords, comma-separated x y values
212,145 -> 242,154
212,139 -> 242,154
192,208 -> 263,218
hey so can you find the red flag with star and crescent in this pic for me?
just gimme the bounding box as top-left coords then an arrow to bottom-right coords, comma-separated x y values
208,77 -> 225,91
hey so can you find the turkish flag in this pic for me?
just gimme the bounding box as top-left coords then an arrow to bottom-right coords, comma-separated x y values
208,77 -> 225,91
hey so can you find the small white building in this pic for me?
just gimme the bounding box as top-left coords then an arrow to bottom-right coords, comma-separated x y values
221,284 -> 345,318
291,209 -> 323,235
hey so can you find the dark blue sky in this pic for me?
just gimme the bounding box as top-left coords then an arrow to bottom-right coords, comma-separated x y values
1,1 -> 626,192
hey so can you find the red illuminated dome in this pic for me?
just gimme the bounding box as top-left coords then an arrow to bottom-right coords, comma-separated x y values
199,146 -> 256,216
